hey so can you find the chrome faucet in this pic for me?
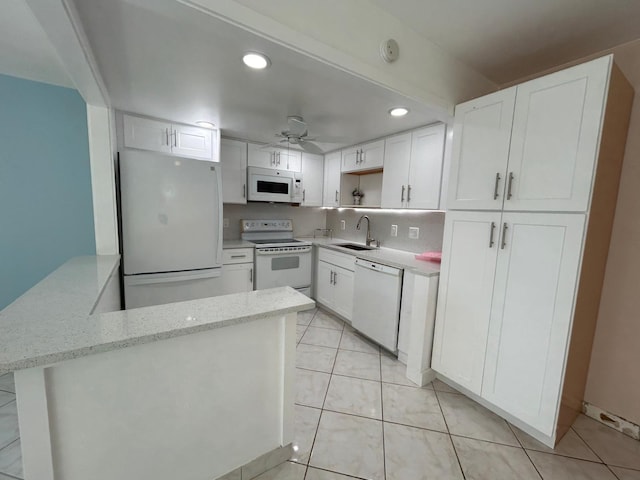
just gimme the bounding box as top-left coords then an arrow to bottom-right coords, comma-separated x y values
356,215 -> 375,246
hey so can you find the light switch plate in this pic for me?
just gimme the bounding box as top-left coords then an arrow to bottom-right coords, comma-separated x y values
391,225 -> 398,237
223,218 -> 230,228
409,227 -> 419,239
341,220 -> 346,230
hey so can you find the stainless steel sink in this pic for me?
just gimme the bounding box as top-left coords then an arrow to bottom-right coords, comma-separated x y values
334,243 -> 375,251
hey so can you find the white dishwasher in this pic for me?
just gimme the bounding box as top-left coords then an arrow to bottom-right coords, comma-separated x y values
352,258 -> 403,352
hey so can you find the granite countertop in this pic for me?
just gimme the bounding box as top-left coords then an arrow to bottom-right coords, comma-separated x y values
223,240 -> 255,249
298,236 -> 441,277
0,256 -> 314,374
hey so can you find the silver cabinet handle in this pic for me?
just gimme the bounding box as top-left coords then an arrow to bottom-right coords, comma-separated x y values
270,152 -> 275,165
302,189 -> 306,202
489,222 -> 496,248
401,185 -> 405,202
501,222 -> 508,249
335,190 -> 339,203
507,172 -> 514,200
330,270 -> 334,285
243,184 -> 246,198
356,150 -> 360,164
333,271 -> 337,285
165,128 -> 170,146
493,172 -> 501,200
231,254 -> 246,259
277,152 -> 281,166
407,185 -> 412,203
173,129 -> 177,147
250,268 -> 253,284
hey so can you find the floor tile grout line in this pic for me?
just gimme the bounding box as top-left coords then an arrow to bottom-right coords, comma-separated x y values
433,387 -> 467,480
570,425 -> 608,465
379,350 -> 387,480
505,421 -> 544,479
305,465 -> 369,479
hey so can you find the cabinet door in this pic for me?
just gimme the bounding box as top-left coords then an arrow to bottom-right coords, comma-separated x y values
278,149 -> 302,172
333,265 -> 355,321
407,124 -> 446,210
122,115 -> 172,153
323,151 -> 342,207
220,263 -> 254,295
360,140 -> 385,171
432,211 -> 501,394
172,125 -> 214,160
505,57 -> 610,212
381,132 -> 411,208
301,152 -> 324,206
316,261 -> 334,308
341,146 -> 360,172
220,139 -> 247,204
447,88 -> 516,210
482,212 -> 585,435
248,144 -> 277,169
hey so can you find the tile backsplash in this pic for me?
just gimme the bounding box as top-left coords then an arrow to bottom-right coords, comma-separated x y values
326,209 -> 445,254
223,203 -> 327,239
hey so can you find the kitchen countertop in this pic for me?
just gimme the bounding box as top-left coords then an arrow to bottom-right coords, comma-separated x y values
223,239 -> 255,249
0,255 -> 314,374
299,237 -> 441,277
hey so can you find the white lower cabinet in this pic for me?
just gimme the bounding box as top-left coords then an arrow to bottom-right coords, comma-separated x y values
433,210 -> 586,438
210,248 -> 254,296
315,248 -> 355,320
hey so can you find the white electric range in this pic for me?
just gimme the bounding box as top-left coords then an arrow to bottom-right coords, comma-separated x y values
241,220 -> 312,296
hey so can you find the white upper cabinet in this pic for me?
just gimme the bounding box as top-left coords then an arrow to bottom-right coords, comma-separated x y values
172,125 -> 216,161
247,144 -> 302,172
504,58 -> 610,212
220,139 -> 247,204
122,114 -> 216,161
482,212 -> 585,435
381,124 -> 446,209
381,132 -> 412,209
323,151 -> 342,207
447,56 -> 612,213
447,88 -> 516,210
301,152 -> 324,206
123,115 -> 172,154
342,140 -> 384,173
432,210 -> 501,394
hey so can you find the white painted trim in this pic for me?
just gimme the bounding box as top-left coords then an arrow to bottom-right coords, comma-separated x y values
14,368 -> 55,480
87,105 -> 119,255
281,313 -> 296,446
25,0 -> 109,106
406,274 -> 439,387
583,402 -> 640,440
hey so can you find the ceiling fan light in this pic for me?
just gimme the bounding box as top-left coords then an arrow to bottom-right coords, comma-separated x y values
243,52 -> 270,69
389,107 -> 409,117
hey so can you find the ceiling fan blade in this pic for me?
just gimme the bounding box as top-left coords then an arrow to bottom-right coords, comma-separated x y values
258,141 -> 285,150
298,140 -> 324,155
308,135 -> 350,143
288,116 -> 308,136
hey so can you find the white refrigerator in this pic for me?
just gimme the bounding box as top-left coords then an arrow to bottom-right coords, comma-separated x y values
119,150 -> 223,309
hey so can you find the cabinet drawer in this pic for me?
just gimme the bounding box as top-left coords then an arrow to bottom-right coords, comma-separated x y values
318,247 -> 355,272
223,248 -> 254,264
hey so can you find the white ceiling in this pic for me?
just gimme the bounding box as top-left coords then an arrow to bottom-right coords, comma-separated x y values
0,1 -> 73,88
72,0 -> 445,151
370,0 -> 640,84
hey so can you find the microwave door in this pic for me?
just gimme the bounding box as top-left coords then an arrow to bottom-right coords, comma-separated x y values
257,179 -> 289,195
249,173 -> 293,202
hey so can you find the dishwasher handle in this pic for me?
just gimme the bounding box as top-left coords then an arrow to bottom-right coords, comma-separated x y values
355,258 -> 402,276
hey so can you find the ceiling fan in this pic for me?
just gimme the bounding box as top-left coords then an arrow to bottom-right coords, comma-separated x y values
263,115 -> 346,155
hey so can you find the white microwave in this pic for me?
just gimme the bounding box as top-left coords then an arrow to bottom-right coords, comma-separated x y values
247,167 -> 303,203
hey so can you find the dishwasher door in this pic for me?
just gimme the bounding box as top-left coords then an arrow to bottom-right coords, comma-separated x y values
352,259 -> 403,352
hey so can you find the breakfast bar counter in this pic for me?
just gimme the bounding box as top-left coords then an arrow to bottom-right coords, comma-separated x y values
0,255 -> 313,480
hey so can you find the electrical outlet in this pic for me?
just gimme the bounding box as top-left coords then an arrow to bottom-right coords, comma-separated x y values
409,227 -> 419,239
223,218 -> 229,228
391,225 -> 398,237
341,220 -> 346,230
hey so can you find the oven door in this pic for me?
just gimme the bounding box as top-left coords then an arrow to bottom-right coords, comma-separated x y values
255,249 -> 312,290
248,168 -> 293,203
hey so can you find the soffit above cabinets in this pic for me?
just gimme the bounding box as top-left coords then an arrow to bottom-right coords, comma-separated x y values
0,0 -> 73,88
72,0 -> 446,152
369,0 -> 640,85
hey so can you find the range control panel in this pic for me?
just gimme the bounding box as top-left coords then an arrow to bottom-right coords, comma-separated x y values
241,219 -> 293,233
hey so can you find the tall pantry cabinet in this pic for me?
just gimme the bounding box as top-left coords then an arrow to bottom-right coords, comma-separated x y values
432,55 -> 634,446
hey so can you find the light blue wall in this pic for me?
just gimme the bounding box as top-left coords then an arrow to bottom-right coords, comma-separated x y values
0,74 -> 95,310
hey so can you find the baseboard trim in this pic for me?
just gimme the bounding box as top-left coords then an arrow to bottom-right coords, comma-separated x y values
583,402 -> 640,441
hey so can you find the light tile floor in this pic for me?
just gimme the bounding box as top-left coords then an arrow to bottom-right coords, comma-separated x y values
2,307 -> 640,480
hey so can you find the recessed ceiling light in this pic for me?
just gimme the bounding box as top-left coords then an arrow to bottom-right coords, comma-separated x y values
389,107 -> 409,117
196,121 -> 216,129
243,52 -> 270,69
